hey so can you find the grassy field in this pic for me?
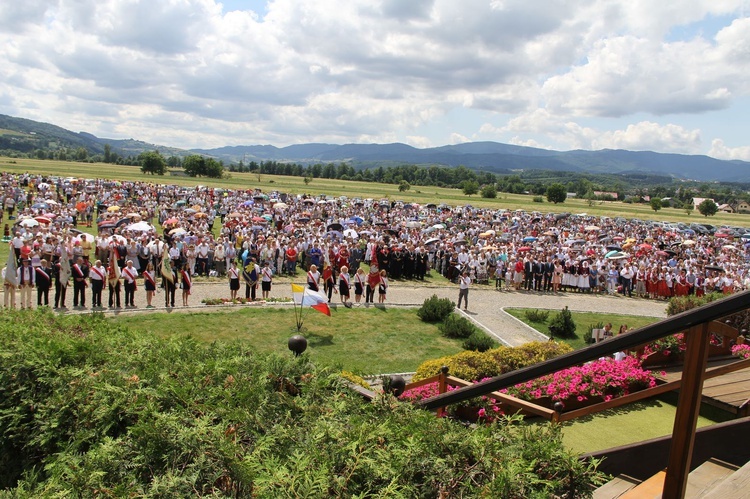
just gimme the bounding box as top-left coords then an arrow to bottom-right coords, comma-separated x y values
4,156 -> 750,225
108,306 -> 465,375
505,308 -> 661,349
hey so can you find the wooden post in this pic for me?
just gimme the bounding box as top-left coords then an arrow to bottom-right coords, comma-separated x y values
436,366 -> 448,418
662,322 -> 710,499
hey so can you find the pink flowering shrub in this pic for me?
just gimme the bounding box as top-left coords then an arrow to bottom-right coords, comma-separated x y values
731,344 -> 750,360
641,333 -> 686,358
501,357 -> 658,405
399,358 -> 658,419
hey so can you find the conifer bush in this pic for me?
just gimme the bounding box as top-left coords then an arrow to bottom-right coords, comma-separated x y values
416,294 -> 455,322
439,313 -> 476,339
548,306 -> 577,338
463,331 -> 498,352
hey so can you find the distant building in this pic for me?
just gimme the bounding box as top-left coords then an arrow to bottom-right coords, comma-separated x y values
717,203 -> 734,213
594,191 -> 618,200
692,197 -> 716,210
736,201 -> 750,214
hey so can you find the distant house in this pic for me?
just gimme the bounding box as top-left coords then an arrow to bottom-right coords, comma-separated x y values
692,197 -> 716,210
661,197 -> 679,207
736,201 -> 750,214
717,203 -> 734,213
594,191 -> 618,200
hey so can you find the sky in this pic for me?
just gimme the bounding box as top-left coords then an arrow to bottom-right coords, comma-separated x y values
1,0 -> 749,160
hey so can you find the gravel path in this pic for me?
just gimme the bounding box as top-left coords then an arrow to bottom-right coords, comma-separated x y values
15,277 -> 668,346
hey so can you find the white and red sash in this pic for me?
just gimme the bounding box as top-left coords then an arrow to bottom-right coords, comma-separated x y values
144,271 -> 156,288
91,266 -> 106,281
181,270 -> 191,289
307,271 -> 318,290
262,268 -> 272,281
355,273 -> 364,287
35,267 -> 50,283
229,268 -> 239,279
122,267 -> 137,287
341,273 -> 350,287
73,264 -> 88,287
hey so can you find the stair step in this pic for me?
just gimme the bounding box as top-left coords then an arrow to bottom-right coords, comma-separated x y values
685,458 -> 739,498
704,460 -> 750,499
619,470 -> 665,499
593,474 -> 641,499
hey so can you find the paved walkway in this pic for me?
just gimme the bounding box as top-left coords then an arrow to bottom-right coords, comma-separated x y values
18,280 -> 668,346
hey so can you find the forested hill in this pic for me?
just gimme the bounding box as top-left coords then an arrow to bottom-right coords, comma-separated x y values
2,113 -> 750,182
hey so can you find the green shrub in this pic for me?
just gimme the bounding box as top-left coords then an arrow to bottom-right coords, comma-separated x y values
463,331 -> 498,352
413,341 -> 572,382
666,292 -> 723,315
417,294 -> 455,322
548,306 -> 576,338
439,313 -> 476,339
341,370 -> 371,390
533,196 -> 544,203
524,309 -> 550,323
0,310 -> 604,497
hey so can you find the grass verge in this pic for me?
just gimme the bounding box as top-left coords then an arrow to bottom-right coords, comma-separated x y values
109,306 -> 465,375
504,308 -> 661,350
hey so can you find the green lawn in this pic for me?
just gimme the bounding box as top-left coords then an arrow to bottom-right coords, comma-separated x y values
5,156 -> 750,225
505,308 -> 661,350
108,306 -> 465,375
557,398 -> 727,454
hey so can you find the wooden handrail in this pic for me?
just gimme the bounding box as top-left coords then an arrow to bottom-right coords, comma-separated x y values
420,290 -> 750,410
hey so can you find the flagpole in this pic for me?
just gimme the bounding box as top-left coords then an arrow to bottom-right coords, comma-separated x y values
292,283 -> 302,331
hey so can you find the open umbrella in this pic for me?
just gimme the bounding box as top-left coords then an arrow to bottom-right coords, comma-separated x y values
523,236 -> 537,242
251,216 -> 267,224
405,221 -> 421,228
585,225 -> 600,231
107,206 -> 120,212
19,218 -> 39,227
433,223 -> 446,229
174,200 -> 187,206
125,212 -> 141,219
115,218 -> 132,228
169,227 -> 187,235
682,240 -> 696,246
273,202 -> 288,210
343,228 -> 358,239
517,246 -> 532,252
34,216 -> 52,224
327,223 -> 344,232
45,199 -> 58,206
73,233 -> 95,243
705,265 -> 725,273
31,202 -> 49,210
638,243 -> 652,250
606,251 -> 629,260
227,213 -> 242,219
424,238 -> 440,246
163,217 -> 180,226
194,212 -> 208,219
183,208 -> 197,215
126,221 -> 155,232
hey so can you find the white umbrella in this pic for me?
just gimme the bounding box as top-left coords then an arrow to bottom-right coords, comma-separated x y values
44,199 -> 58,205
73,233 -> 95,243
343,228 -> 358,238
126,221 -> 155,232
405,221 -> 421,228
169,227 -> 187,235
433,223 -> 446,229
19,218 -> 39,227
273,202 -> 288,210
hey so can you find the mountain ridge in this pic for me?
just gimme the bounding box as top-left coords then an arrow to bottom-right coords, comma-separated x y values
1,113 -> 749,182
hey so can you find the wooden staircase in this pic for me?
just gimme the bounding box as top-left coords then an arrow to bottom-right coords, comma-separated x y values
594,458 -> 746,498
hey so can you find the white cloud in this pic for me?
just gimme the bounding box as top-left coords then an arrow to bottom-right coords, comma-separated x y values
0,0 -> 746,160
709,139 -> 750,161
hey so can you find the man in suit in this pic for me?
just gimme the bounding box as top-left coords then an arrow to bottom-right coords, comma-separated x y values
72,256 -> 89,308
543,256 -> 555,292
35,259 -> 53,306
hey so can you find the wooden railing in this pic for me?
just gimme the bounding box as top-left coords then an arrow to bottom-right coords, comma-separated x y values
417,289 -> 750,499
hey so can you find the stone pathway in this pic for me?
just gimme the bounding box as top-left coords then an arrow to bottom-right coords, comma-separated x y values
20,279 -> 668,347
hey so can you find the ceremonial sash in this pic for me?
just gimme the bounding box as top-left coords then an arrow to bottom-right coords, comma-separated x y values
35,267 -> 50,283
229,268 -> 239,279
307,271 -> 318,290
91,267 -> 106,281
263,268 -> 272,281
144,271 -> 156,288
341,273 -> 350,287
181,270 -> 191,290
123,268 -> 137,289
355,274 -> 364,286
73,264 -> 89,287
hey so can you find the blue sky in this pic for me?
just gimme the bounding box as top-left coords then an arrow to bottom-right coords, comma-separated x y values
0,0 -> 748,162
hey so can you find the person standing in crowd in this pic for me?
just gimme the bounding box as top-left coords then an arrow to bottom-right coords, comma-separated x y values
261,261 -> 273,300
366,266 -> 380,304
17,258 -> 35,309
243,258 -> 258,301
35,258 -> 52,307
457,270 -> 471,311
180,263 -> 191,306
378,269 -> 388,303
338,266 -> 351,305
53,258 -> 67,309
143,261 -> 156,308
354,267 -> 365,303
107,258 -> 121,309
72,256 -> 88,309
228,260 -> 240,301
620,262 -> 634,298
163,260 -> 177,308
122,260 -> 138,308
306,264 -> 320,292
89,259 -> 106,308
322,263 -> 336,302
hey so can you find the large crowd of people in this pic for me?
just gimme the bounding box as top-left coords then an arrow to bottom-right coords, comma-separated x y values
2,171 -> 749,310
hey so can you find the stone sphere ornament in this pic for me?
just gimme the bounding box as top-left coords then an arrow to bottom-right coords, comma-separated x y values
389,375 -> 406,397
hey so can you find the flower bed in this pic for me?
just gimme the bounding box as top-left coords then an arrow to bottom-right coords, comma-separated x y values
401,357 -> 661,421
201,297 -> 292,306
